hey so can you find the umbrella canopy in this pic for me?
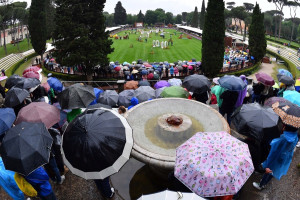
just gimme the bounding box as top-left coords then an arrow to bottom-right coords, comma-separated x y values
41,82 -> 50,93
15,102 -> 60,129
0,76 -> 7,82
283,90 -> 300,107
5,75 -> 25,89
147,73 -> 154,80
218,75 -> 247,91
232,103 -> 280,142
153,73 -> 160,80
168,78 -> 182,86
4,87 -> 29,108
15,78 -> 40,90
47,77 -> 63,92
175,132 -> 254,197
138,80 -> 151,87
272,101 -> 300,128
114,66 -> 121,72
161,86 -> 189,99
278,69 -> 293,78
141,69 -> 148,75
118,89 -> 135,108
23,66 -> 41,75
296,79 -> 300,92
264,97 -> 289,107
137,190 -> 205,200
155,87 -> 166,98
187,65 -> 193,70
0,122 -> 53,176
97,90 -> 119,107
177,65 -> 183,71
134,86 -> 155,103
124,81 -> 139,90
182,74 -> 210,93
57,83 -> 95,109
277,74 -> 295,85
23,71 -> 40,80
87,103 -> 112,109
90,88 -> 103,105
62,108 -> 133,179
154,80 -> 170,89
53,102 -> 71,128
0,108 -> 16,136
255,72 -> 275,86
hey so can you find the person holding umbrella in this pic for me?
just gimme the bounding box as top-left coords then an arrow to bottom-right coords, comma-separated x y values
253,102 -> 300,190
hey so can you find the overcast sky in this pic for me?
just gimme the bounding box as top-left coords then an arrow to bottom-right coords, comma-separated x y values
18,0 -> 298,18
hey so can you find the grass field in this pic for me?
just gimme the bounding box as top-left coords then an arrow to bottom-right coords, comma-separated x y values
108,29 -> 202,63
266,35 -> 300,48
0,39 -> 32,59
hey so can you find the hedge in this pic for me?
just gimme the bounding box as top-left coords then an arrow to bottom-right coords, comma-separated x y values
266,38 -> 299,51
217,62 -> 261,77
266,49 -> 300,79
6,53 -> 38,77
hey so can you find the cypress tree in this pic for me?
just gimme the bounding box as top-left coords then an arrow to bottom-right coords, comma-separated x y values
137,10 -> 144,22
248,3 -> 266,63
53,0 -> 114,80
28,0 -> 47,61
200,0 -> 206,30
202,0 -> 225,77
114,1 -> 127,25
191,7 -> 199,28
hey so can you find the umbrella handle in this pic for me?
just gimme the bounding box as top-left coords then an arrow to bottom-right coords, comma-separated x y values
177,191 -> 183,199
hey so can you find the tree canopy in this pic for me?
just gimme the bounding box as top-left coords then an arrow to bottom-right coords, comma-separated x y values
200,0 -> 206,30
191,6 -> 198,28
114,1 -> 126,25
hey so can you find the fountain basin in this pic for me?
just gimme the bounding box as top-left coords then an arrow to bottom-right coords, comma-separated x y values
125,98 -> 230,170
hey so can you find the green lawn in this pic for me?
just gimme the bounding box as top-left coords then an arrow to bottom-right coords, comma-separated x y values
266,35 -> 300,48
108,29 -> 202,63
0,39 -> 32,59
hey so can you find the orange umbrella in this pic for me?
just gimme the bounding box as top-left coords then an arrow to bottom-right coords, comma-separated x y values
124,81 -> 138,90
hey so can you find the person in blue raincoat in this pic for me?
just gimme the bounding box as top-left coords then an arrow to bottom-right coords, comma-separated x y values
0,157 -> 25,200
253,122 -> 299,190
25,167 -> 57,200
128,97 -> 139,110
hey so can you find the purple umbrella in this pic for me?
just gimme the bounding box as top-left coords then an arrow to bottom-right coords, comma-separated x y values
264,97 -> 289,107
255,72 -> 275,86
154,80 -> 171,89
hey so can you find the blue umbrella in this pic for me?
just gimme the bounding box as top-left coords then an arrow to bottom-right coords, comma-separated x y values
0,108 -> 16,136
47,77 -> 63,92
141,70 -> 148,75
278,69 -> 293,78
90,88 -> 103,105
219,75 -> 247,91
283,90 -> 300,107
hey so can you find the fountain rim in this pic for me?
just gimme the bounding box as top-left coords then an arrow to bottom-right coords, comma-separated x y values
125,98 -> 230,169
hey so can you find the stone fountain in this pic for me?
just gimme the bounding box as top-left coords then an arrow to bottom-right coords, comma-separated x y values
125,98 -> 230,170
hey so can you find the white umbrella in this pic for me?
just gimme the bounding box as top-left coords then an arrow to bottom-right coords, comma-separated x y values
138,190 -> 205,200
168,78 -> 182,86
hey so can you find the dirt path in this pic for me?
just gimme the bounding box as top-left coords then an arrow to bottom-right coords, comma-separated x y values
248,62 -> 276,82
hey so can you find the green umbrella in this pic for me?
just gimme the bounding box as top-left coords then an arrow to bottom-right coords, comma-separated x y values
67,109 -> 82,123
161,86 -> 189,98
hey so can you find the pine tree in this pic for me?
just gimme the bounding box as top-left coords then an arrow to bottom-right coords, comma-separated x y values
248,3 -> 266,63
137,10 -> 144,22
28,0 -> 47,61
200,0 -> 206,30
114,1 -> 127,25
191,7 -> 199,28
202,0 -> 225,77
53,0 -> 114,80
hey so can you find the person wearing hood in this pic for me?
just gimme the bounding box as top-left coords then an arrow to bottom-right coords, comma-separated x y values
170,66 -> 174,77
128,97 -> 139,110
235,75 -> 248,108
253,122 -> 299,190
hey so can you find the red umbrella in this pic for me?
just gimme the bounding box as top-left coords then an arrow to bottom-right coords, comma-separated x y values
23,66 -> 41,75
145,64 -> 153,68
147,73 -> 154,80
188,65 -> 193,70
114,66 -> 121,72
182,65 -> 188,68
23,71 -> 40,79
15,102 -> 60,129
41,82 -> 50,92
255,72 -> 275,86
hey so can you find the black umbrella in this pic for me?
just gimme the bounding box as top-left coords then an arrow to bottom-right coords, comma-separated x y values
5,75 -> 25,89
182,74 -> 211,93
87,103 -> 112,109
0,122 -> 53,176
15,78 -> 41,90
57,83 -> 95,109
97,90 -> 119,107
277,74 -> 295,85
4,87 -> 29,107
138,80 -> 151,86
118,89 -> 135,108
62,108 -> 133,179
232,103 -> 280,142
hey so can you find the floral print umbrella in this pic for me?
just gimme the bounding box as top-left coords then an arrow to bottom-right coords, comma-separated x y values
175,132 -> 254,197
